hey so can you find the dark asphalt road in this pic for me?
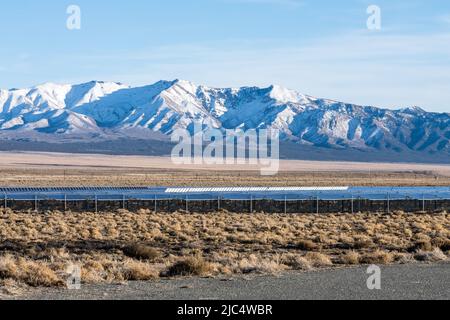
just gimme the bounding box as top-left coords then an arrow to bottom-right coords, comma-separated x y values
20,262 -> 450,300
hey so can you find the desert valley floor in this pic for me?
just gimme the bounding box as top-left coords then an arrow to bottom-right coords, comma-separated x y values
0,152 -> 448,298
0,151 -> 450,187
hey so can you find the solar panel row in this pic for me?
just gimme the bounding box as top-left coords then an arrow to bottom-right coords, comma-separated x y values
0,186 -> 449,201
0,187 -> 151,193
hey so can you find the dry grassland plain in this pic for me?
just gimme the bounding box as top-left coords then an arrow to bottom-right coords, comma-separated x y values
0,210 -> 449,295
0,152 -> 449,295
0,152 -> 449,187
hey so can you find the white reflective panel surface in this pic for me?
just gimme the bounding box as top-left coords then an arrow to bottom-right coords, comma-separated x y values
164,187 -> 350,193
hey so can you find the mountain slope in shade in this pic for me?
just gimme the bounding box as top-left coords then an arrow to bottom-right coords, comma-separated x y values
0,79 -> 449,156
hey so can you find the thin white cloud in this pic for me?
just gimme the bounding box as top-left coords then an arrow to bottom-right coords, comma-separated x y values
67,31 -> 450,110
5,31 -> 450,113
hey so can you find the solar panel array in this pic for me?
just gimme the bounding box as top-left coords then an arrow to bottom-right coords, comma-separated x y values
0,186 -> 449,201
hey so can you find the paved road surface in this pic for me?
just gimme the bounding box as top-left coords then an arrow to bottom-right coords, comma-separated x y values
19,262 -> 450,300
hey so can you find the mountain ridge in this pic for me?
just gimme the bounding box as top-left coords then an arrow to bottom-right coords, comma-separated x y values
0,79 -> 449,157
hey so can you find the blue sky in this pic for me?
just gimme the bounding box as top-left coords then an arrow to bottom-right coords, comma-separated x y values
0,0 -> 449,112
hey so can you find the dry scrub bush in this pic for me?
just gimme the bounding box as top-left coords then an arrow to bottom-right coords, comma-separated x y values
281,254 -> 311,271
392,252 -> 415,264
123,244 -> 160,261
163,256 -> 213,277
0,255 -> 62,287
360,250 -> 394,265
0,278 -> 27,297
353,239 -> 375,249
294,240 -> 318,251
304,252 -> 333,267
236,254 -> 286,274
409,240 -> 434,252
414,248 -> 448,262
122,260 -> 158,281
339,251 -> 360,265
431,238 -> 450,251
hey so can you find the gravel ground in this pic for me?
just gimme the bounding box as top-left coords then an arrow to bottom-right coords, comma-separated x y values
16,262 -> 450,300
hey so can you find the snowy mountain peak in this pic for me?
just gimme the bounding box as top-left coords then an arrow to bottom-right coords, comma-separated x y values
400,106 -> 427,114
172,78 -> 197,87
162,79 -> 200,97
34,82 -> 70,90
64,80 -> 129,108
268,84 -> 311,104
0,79 -> 448,155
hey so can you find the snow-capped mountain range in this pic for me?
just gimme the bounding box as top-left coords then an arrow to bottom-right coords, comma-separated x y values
0,79 -> 449,155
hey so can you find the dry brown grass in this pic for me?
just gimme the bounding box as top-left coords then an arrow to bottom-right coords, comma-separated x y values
0,166 -> 449,187
360,250 -> 395,265
409,240 -> 434,252
163,256 -> 213,277
339,251 -> 360,265
0,209 -> 448,293
413,248 -> 448,262
304,252 -> 333,267
280,254 -> 312,271
122,260 -> 159,281
294,240 -> 319,251
123,244 -> 160,261
0,254 -> 62,287
431,238 -> 450,251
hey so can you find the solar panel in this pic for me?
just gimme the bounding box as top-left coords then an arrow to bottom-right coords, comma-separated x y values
164,187 -> 350,193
